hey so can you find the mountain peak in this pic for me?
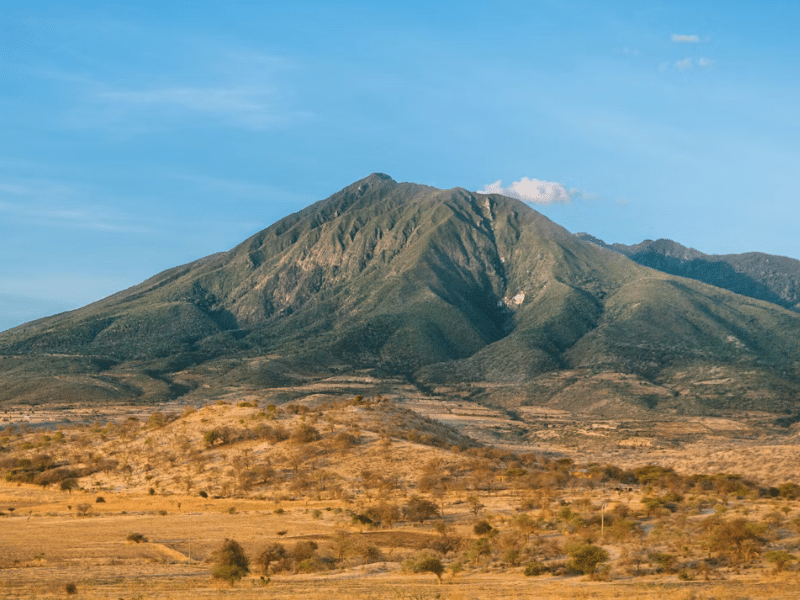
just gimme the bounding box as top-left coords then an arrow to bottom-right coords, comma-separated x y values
2,176 -> 800,418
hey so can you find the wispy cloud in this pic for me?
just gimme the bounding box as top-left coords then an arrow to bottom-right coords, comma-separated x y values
0,179 -> 154,233
53,49 -> 313,133
91,84 -> 311,130
671,34 -> 700,43
478,177 -> 581,205
672,57 -> 715,71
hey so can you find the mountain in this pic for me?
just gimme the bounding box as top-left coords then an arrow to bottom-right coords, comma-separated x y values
577,234 -> 800,311
2,174 -> 800,419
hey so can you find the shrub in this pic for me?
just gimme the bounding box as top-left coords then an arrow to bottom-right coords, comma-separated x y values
524,560 -> 546,576
60,478 -> 79,494
127,532 -> 148,543
211,538 -> 250,585
95,496 -> 105,503
416,557 -> 444,582
75,503 -> 91,517
765,550 -> 797,572
290,424 -> 320,444
292,540 -> 318,562
255,543 -> 288,575
352,513 -> 375,527
204,429 -> 222,448
648,550 -> 677,573
473,520 -> 493,535
360,544 -> 384,564
565,542 -> 609,577
65,582 -> 77,595
334,431 -> 358,450
403,496 -> 439,523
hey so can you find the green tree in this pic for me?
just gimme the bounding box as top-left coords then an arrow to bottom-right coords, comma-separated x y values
417,557 -> 444,582
211,538 -> 250,585
565,542 -> 609,577
765,550 -> 797,573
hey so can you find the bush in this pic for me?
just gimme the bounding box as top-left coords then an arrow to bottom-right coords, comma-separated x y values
565,542 -> 609,577
473,520 -> 493,535
403,496 -> 439,523
292,540 -> 318,562
765,550 -> 797,572
290,424 -> 320,444
211,538 -> 250,585
65,582 -> 77,595
60,478 -> 79,494
255,543 -> 287,575
127,532 -> 148,543
524,560 -> 546,576
416,557 -> 444,582
95,496 -> 105,503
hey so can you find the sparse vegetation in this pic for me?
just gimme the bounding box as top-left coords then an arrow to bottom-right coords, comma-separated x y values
1,401 -> 799,599
211,538 -> 250,585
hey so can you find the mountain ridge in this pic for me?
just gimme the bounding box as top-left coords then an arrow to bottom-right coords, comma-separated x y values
577,233 -> 800,311
1,175 -> 799,420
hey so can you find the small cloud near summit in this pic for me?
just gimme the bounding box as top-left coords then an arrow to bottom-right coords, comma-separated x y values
478,177 -> 576,205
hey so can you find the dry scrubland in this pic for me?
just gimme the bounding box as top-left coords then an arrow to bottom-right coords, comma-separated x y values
2,397 -> 800,599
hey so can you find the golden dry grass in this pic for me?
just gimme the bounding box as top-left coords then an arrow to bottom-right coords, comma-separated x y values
2,397 -> 800,598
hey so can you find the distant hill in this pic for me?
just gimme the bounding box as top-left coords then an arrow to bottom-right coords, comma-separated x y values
576,234 -> 800,311
2,174 -> 800,419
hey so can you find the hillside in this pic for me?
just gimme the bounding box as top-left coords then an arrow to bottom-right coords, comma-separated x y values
2,174 -> 800,419
577,234 -> 800,312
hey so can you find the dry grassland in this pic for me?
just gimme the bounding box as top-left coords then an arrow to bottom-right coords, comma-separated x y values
1,397 -> 800,598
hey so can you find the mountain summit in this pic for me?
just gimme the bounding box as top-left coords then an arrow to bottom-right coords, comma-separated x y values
2,175 -> 799,417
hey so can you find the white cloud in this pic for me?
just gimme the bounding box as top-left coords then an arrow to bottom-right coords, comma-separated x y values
478,177 -> 576,205
671,34 -> 699,43
673,57 -> 715,71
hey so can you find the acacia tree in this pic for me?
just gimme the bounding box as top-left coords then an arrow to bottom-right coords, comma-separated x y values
565,542 -> 609,578
703,517 -> 765,567
417,557 -> 444,583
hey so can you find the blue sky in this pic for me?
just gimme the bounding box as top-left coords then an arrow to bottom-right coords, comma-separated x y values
2,1 -> 799,331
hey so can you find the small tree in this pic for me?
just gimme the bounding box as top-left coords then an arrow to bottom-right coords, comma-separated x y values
403,496 -> 439,523
417,557 -> 444,582
60,478 -> 79,495
765,550 -> 797,573
566,542 -> 609,578
211,538 -> 250,585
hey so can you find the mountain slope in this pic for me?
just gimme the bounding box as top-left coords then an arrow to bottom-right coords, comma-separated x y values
2,174 -> 800,418
577,234 -> 800,311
